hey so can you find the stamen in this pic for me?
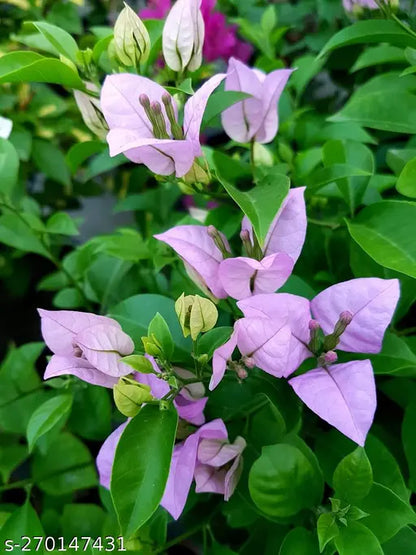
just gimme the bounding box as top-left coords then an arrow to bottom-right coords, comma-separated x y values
240,229 -> 253,257
207,225 -> 229,257
139,93 -> 159,137
162,93 -> 184,140
308,319 -> 321,354
151,101 -> 170,139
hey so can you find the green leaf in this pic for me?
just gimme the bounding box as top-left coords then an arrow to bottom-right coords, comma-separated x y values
215,154 -> 290,246
308,164 -> 372,193
202,91 -> 252,128
46,212 -> 79,236
0,51 -> 84,89
0,444 -> 28,483
334,521 -> 383,555
65,141 -> 106,173
27,393 -> 73,453
351,45 -> 406,72
360,483 -> 416,543
29,21 -> 79,62
248,443 -> 322,517
280,527 -> 320,554
111,404 -> 178,538
0,501 -> 45,554
383,526 -> 416,554
196,327 -> 233,359
333,447 -> 373,504
371,332 -> 416,377
53,288 -> 84,308
32,139 -> 71,186
62,504 -> 106,540
0,139 -> 19,195
148,312 -> 174,360
317,513 -> 339,552
319,20 -> 416,58
402,401 -> 416,491
0,212 -> 51,258
397,157 -> 416,198
109,294 -> 191,360
346,201 -> 416,279
32,432 -> 97,494
68,385 -> 111,441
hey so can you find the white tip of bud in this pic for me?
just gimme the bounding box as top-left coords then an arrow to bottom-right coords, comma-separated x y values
162,0 -> 205,72
114,3 -> 150,67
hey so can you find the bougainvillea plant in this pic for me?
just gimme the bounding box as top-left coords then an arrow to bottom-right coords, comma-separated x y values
1,0 -> 416,553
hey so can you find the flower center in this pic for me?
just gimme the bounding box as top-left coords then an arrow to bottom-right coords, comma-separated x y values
139,93 -> 184,140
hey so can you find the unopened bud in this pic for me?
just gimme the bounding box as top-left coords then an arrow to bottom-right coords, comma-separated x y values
334,310 -> 353,337
114,3 -> 150,67
182,161 -> 210,186
151,101 -> 162,115
237,367 -> 248,380
243,356 -> 255,369
207,225 -> 230,257
114,376 -> 153,417
308,319 -> 322,354
139,94 -> 151,109
318,350 -> 338,367
74,89 -> 108,140
142,335 -> 163,357
175,293 -> 218,340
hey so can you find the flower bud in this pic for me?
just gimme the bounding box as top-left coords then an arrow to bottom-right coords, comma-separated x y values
242,356 -> 255,369
114,376 -> 153,417
142,335 -> 163,357
114,3 -> 150,67
318,350 -> 338,367
308,319 -> 322,354
74,89 -> 108,140
162,0 -> 205,72
182,160 -> 210,187
175,293 -> 218,340
334,310 -> 353,337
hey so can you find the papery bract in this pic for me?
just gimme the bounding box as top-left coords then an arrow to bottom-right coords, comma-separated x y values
38,309 -> 134,387
221,57 -> 293,144
289,360 -> 376,446
162,0 -> 204,72
155,225 -> 230,298
101,73 -> 224,177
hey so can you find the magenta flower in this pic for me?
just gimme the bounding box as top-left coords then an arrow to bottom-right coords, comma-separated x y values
221,58 -> 293,144
100,72 -> 224,177
38,309 -> 134,388
161,418 -> 246,519
155,188 -> 306,300
211,278 -> 400,445
139,0 -> 252,64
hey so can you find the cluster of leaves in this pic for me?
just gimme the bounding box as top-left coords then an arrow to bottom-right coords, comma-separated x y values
0,0 -> 416,554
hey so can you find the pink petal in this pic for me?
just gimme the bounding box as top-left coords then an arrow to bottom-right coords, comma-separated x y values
264,187 -> 307,264
221,57 -> 264,143
194,464 -> 226,495
38,309 -> 120,356
224,436 -> 246,500
175,395 -> 207,425
235,317 -> 292,378
210,330 -> 238,390
219,254 -> 294,300
237,293 -> 312,375
44,354 -> 119,388
183,73 -> 225,146
311,278 -> 400,354
289,360 -> 377,446
101,74 -> 173,136
96,422 -> 128,489
106,130 -> 195,177
255,68 -> 293,144
154,225 -> 229,299
198,437 -> 245,466
75,324 -> 134,378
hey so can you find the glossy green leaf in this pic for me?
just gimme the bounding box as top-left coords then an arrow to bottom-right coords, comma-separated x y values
0,212 -> 51,258
62,504 -> 106,540
334,521 -> 383,555
402,402 -> 416,491
333,447 -> 373,504
319,20 -> 416,58
280,527 -> 320,555
248,443 -> 322,517
360,483 -> 416,543
351,45 -> 406,72
0,51 -> 84,88
397,157 -> 416,198
317,513 -> 339,552
308,164 -> 372,193
0,501 -> 45,554
383,526 -> 416,554
30,21 -> 79,62
68,384 -> 111,441
111,404 -> 178,538
0,444 -> 28,483
196,327 -> 233,359
27,393 -> 73,453
65,141 -> 106,173
46,213 -> 79,236
371,333 -> 416,377
32,432 -> 97,494
148,312 -> 174,360
32,139 -> 71,187
0,139 -> 19,195
347,201 -> 416,279
202,91 -> 252,128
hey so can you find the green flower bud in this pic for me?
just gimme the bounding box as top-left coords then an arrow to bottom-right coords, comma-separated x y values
113,3 -> 150,67
142,335 -> 163,357
113,376 -> 153,417
175,293 -> 218,340
182,160 -> 210,187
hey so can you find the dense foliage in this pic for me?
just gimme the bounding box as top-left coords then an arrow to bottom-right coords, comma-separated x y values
0,0 -> 416,553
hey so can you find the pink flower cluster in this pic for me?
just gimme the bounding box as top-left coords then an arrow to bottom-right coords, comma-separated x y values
139,0 -> 252,63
